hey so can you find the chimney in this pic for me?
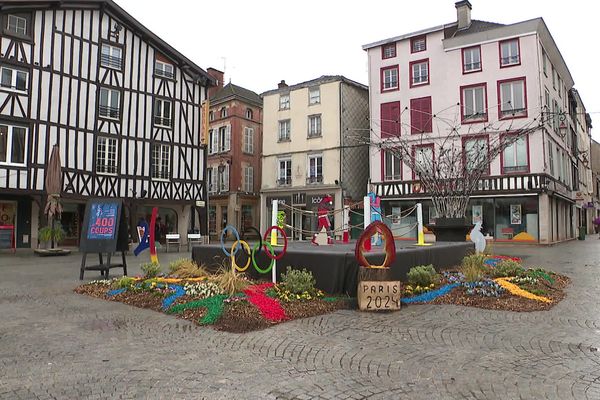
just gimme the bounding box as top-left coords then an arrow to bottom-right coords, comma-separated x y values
278,80 -> 288,89
207,67 -> 224,99
455,0 -> 472,30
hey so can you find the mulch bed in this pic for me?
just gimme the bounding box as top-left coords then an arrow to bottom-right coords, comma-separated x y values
427,273 -> 570,312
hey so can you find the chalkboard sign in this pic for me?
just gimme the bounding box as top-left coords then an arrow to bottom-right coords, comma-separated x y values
79,198 -> 128,253
0,225 -> 15,252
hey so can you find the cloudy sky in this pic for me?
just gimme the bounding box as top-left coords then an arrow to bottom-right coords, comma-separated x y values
117,0 -> 598,136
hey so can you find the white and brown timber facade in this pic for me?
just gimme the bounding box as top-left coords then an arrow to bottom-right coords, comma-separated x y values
0,0 -> 214,248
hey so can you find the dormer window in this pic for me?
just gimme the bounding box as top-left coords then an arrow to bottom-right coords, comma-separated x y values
209,111 -> 214,121
155,60 -> 174,79
246,108 -> 253,119
7,15 -> 26,36
220,107 -> 227,118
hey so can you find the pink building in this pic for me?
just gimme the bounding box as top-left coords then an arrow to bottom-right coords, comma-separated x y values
363,0 -> 593,244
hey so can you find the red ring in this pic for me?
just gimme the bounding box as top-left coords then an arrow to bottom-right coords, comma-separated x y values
262,225 -> 288,260
355,221 -> 396,268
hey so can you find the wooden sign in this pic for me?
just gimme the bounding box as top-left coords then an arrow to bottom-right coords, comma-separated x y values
358,281 -> 401,311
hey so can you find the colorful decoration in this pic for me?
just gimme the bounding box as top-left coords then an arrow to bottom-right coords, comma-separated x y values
367,191 -> 382,245
167,294 -> 229,325
484,255 -> 522,267
149,207 -> 158,264
220,225 -> 241,257
133,219 -> 149,256
251,241 -> 274,274
469,222 -> 486,254
263,226 -> 287,260
512,232 -> 536,241
311,195 -> 334,245
162,285 -> 185,310
231,240 -> 252,272
401,283 -> 459,304
106,288 -> 126,297
244,283 -> 287,322
494,277 -> 552,303
355,221 -> 396,268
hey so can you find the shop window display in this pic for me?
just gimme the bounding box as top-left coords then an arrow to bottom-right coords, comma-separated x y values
494,197 -> 538,241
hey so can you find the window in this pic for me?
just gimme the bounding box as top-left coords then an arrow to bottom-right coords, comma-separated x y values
155,60 -> 174,79
462,46 -> 481,73
243,127 -> 254,154
307,154 -> 323,184
498,78 -> 526,118
308,115 -> 322,137
0,123 -> 26,165
208,129 -> 217,154
381,101 -> 401,137
245,108 -> 253,119
98,87 -> 120,119
557,77 -> 562,98
548,142 -> 554,175
502,135 -> 528,173
154,98 -> 172,127
463,136 -> 489,173
411,36 -> 426,53
279,94 -> 290,110
410,59 -> 429,87
499,38 -> 520,67
0,66 -> 27,92
278,119 -> 290,141
220,107 -> 227,118
278,158 -> 292,185
309,87 -> 320,104
383,150 -> 401,181
243,165 -> 254,192
382,43 -> 396,59
151,144 -> 170,180
218,126 -> 231,152
6,15 -> 26,36
100,43 -> 122,70
413,145 -> 434,176
380,65 -> 399,92
209,111 -> 214,121
544,88 -> 550,111
410,97 -> 432,133
461,84 -> 487,122
96,136 -> 117,174
552,99 -> 560,132
542,48 -> 547,76
218,163 -> 230,192
552,65 -> 556,89
207,167 -> 217,193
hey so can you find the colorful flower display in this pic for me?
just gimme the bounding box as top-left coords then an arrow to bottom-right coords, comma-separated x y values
494,277 -> 552,303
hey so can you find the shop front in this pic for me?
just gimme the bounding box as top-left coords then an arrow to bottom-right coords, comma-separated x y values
0,195 -> 32,249
381,195 -> 541,242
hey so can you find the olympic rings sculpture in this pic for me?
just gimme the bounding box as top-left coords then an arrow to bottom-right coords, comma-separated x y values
263,225 -> 288,260
220,225 -> 241,257
220,225 -> 287,274
241,226 -> 263,257
355,221 -> 396,269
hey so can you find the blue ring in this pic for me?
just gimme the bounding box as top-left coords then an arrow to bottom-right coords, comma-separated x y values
220,225 -> 241,256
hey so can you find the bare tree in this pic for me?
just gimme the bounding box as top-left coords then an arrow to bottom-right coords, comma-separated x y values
350,100 -> 555,220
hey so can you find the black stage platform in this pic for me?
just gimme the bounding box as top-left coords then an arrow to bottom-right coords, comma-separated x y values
191,240 -> 474,296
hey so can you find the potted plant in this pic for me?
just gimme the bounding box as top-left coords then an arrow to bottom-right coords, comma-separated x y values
38,225 -> 65,249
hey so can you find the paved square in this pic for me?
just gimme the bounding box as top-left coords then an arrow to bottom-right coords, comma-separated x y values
1,241 -> 600,399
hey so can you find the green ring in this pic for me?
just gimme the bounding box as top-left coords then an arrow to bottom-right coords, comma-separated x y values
252,241 -> 275,274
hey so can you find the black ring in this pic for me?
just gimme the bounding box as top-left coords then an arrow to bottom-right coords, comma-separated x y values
241,226 -> 262,257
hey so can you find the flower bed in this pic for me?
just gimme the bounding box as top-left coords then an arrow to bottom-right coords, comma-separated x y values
74,263 -> 351,333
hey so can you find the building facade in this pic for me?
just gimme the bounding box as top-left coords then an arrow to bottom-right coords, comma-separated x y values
260,76 -> 369,240
0,0 -> 213,248
205,69 -> 262,237
363,0 -> 593,244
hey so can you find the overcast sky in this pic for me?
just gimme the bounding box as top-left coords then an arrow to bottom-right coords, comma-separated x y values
117,0 -> 598,137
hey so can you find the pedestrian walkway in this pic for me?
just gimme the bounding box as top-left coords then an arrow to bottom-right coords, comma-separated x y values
1,239 -> 599,399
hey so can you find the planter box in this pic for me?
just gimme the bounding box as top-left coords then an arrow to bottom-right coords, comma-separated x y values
426,218 -> 471,242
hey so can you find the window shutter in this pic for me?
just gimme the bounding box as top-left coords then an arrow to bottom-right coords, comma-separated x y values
211,130 -> 218,154
223,164 -> 230,191
423,98 -> 432,133
225,125 -> 231,151
211,167 -> 218,191
381,102 -> 400,137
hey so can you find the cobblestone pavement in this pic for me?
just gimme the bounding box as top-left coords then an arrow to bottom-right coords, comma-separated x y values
2,239 -> 600,400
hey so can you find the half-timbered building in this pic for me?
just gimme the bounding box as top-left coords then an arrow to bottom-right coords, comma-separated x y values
0,0 -> 214,248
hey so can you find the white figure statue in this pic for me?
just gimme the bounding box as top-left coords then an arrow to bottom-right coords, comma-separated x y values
470,222 -> 486,254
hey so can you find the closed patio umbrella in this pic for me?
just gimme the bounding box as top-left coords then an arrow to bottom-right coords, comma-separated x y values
44,144 -> 63,248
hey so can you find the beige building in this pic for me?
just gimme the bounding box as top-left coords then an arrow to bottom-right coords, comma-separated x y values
260,76 -> 369,240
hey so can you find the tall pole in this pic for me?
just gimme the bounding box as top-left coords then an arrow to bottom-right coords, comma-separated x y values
415,203 -> 431,246
271,199 -> 278,284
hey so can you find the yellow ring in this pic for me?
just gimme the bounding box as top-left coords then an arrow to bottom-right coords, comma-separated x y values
231,240 -> 251,272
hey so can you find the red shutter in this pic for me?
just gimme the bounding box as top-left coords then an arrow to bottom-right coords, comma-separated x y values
411,97 -> 432,134
381,102 -> 400,137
